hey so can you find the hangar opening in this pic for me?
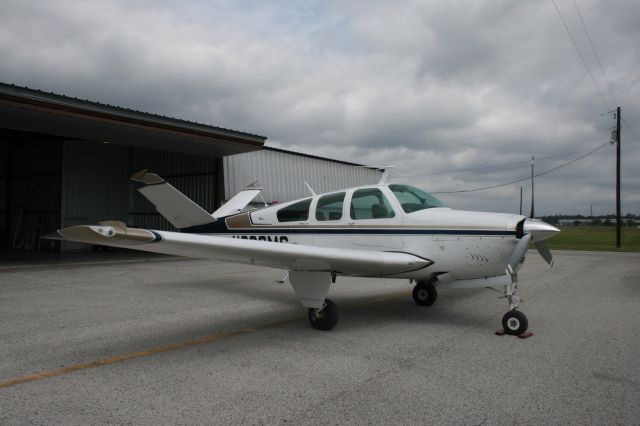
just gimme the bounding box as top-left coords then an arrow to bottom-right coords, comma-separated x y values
0,82 -> 381,255
0,83 -> 265,252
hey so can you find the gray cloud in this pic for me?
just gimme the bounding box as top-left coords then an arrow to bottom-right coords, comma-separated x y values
0,0 -> 637,214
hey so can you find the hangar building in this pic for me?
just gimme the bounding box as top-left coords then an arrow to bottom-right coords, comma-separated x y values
0,83 -> 380,252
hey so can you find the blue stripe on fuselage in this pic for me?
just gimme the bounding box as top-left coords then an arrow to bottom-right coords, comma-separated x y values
180,224 -> 514,237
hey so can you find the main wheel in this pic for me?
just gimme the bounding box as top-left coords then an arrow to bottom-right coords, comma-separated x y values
412,281 -> 437,306
308,298 -> 338,331
502,310 -> 528,335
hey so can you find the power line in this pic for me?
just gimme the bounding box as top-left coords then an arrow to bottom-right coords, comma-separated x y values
551,0 -> 610,110
621,116 -> 639,142
400,127 -> 611,179
391,127 -> 611,180
432,141 -> 610,194
423,111 -> 607,147
572,0 -> 618,106
392,143 -> 605,179
484,127 -> 609,150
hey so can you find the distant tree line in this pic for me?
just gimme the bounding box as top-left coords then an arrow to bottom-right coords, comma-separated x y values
540,214 -> 639,227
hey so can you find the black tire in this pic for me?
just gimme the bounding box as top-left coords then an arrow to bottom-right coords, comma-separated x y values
308,298 -> 338,331
412,281 -> 437,306
502,310 -> 528,335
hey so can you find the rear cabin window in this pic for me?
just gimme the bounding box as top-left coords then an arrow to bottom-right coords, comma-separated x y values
316,192 -> 345,221
277,199 -> 312,222
350,188 -> 395,220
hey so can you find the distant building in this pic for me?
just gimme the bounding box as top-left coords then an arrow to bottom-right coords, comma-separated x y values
558,219 -> 593,226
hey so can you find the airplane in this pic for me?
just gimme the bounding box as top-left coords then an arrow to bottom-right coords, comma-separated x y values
54,169 -> 560,334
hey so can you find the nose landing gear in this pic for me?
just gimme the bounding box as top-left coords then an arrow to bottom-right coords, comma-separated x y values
501,309 -> 528,335
499,281 -> 530,336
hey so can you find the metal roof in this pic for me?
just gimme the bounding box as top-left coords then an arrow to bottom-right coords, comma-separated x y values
263,146 -> 372,168
0,82 -> 266,157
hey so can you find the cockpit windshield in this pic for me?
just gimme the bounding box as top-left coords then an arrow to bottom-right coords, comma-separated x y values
389,184 -> 446,213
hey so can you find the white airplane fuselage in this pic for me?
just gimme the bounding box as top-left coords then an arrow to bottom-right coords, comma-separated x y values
188,184 -> 527,281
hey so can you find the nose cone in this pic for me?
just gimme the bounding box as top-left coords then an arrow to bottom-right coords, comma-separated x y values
523,218 -> 560,241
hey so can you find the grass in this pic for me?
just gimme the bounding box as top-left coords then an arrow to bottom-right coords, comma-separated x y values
542,226 -> 640,252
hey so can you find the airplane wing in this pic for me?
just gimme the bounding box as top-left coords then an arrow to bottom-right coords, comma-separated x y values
56,222 -> 432,277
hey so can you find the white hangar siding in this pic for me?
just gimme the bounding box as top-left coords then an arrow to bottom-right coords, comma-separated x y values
224,148 -> 382,203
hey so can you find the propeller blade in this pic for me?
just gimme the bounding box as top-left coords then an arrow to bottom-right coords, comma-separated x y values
507,233 -> 532,275
535,241 -> 554,267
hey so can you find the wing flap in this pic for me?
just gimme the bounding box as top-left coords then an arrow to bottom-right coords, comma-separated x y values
57,224 -> 432,276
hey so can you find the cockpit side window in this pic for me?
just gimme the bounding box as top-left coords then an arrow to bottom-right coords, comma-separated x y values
316,192 -> 345,221
277,199 -> 312,222
389,184 -> 445,213
350,188 -> 395,220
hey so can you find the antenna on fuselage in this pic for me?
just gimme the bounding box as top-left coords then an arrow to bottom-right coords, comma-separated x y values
377,166 -> 395,184
304,181 -> 317,196
355,165 -> 395,185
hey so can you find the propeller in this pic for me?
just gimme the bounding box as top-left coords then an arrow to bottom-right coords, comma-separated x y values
507,233 -> 532,275
535,240 -> 554,267
506,219 -> 557,283
523,219 -> 558,267
520,157 -> 558,268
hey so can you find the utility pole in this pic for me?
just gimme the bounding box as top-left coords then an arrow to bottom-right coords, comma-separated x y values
616,106 -> 621,248
530,156 -> 535,218
519,187 -> 523,215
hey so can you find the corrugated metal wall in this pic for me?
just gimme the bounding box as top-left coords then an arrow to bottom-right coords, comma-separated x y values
224,149 -> 382,203
1,132 -> 62,251
128,148 -> 217,231
60,144 -> 219,249
1,135 -> 380,253
0,139 -> 7,243
61,140 -> 129,251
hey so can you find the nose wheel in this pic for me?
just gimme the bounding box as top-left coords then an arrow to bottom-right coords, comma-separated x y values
501,310 -> 528,335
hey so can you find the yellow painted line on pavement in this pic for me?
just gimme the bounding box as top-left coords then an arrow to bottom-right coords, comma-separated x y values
0,289 -> 412,389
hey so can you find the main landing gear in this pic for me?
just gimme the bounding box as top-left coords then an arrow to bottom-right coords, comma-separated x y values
308,298 -> 338,331
412,280 -> 438,306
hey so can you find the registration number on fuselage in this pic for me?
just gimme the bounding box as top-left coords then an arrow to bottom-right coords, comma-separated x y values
231,235 -> 289,243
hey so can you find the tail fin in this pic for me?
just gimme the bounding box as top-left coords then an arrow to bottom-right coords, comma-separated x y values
211,181 -> 263,218
131,170 -> 215,229
132,170 -> 264,228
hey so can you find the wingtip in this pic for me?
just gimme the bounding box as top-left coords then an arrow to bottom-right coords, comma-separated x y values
56,224 -> 158,245
245,180 -> 263,190
131,169 -> 164,185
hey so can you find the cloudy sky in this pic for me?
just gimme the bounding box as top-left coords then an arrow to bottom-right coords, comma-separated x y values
1,0 -> 638,215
